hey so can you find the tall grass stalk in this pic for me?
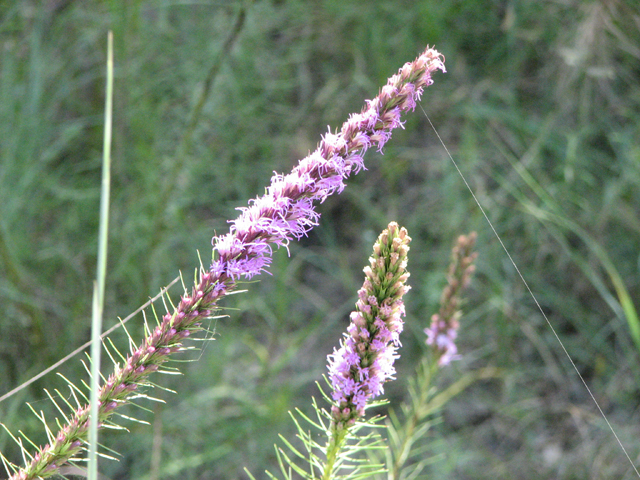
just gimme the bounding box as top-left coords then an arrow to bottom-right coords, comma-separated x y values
87,30 -> 114,480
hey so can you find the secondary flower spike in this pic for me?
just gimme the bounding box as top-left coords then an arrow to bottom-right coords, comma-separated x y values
327,222 -> 411,426
425,232 -> 478,366
210,47 -> 444,283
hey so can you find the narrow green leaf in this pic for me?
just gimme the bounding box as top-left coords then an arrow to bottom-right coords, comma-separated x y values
88,30 -> 114,480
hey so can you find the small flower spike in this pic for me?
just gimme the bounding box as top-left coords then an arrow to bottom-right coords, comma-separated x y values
327,222 -> 411,430
425,232 -> 478,366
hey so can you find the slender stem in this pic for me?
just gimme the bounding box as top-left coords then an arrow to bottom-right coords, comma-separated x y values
388,359 -> 437,480
322,426 -> 348,480
88,29 -> 113,480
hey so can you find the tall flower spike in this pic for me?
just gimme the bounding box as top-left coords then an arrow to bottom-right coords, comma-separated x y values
327,222 -> 411,434
8,48 -> 443,480
425,232 -> 478,366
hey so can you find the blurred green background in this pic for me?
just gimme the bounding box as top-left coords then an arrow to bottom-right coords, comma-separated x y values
1,0 -> 639,478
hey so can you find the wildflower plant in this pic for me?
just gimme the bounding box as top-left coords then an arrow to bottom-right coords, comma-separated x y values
0,47 -> 445,480
251,222 -> 411,480
263,229 -> 484,480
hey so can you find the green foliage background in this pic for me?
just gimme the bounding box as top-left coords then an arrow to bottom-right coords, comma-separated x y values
1,0 -> 639,478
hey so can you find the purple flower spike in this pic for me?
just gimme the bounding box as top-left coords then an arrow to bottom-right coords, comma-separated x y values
425,232 -> 478,366
211,47 -> 444,285
327,222 -> 411,430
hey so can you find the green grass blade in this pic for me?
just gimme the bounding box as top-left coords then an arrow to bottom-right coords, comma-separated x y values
88,30 -> 114,480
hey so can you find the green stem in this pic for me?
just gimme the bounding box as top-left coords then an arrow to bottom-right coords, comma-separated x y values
388,359 -> 437,480
388,362 -> 500,480
88,29 -> 114,480
322,426 -> 349,480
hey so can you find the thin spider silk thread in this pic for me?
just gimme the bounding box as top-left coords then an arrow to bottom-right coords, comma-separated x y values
420,104 -> 640,478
